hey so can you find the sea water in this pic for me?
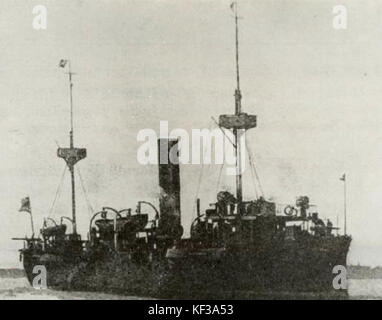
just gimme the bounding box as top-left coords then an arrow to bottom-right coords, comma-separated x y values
0,277 -> 377,300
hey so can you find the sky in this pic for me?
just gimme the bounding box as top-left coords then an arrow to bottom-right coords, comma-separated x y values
0,0 -> 381,267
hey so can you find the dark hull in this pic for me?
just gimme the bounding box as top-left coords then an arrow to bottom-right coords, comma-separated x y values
22,235 -> 351,299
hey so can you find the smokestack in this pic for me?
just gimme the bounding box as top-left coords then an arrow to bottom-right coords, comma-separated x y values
157,139 -> 182,239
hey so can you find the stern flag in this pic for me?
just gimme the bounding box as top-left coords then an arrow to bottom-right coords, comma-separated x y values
230,2 -> 235,11
19,197 -> 31,213
59,59 -> 68,68
340,173 -> 346,181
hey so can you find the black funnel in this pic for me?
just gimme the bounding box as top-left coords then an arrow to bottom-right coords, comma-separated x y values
157,139 -> 182,239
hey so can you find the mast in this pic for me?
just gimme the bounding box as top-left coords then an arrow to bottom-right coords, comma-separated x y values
219,1 -> 257,214
234,2 -> 241,113
341,173 -> 347,235
68,61 -> 77,235
58,60 -> 87,236
233,2 -> 243,205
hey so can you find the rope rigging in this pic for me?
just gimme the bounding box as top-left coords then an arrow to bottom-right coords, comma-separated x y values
216,162 -> 225,195
192,118 -> 266,217
245,136 -> 264,198
48,164 -> 67,218
247,147 -> 259,199
76,166 -> 95,218
47,163 -> 95,222
192,119 -> 214,215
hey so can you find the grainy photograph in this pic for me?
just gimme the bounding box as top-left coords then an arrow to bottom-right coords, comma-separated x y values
0,0 -> 378,303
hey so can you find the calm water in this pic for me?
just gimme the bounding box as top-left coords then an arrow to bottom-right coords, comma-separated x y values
0,277 -> 379,300
0,277 -> 153,300
348,279 -> 382,299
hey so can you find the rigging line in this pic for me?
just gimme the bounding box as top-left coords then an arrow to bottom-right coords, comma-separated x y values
192,127 -> 210,214
48,164 -> 67,217
209,119 -> 229,195
192,161 -> 205,215
208,118 -> 226,193
192,118 -> 215,215
241,134 -> 258,199
245,137 -> 265,197
76,166 -> 94,217
216,162 -> 225,195
252,155 -> 264,197
205,119 -> 215,175
211,116 -> 236,149
246,139 -> 260,199
247,147 -> 259,199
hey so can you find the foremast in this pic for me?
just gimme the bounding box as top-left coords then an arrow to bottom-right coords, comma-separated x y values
57,60 -> 87,235
219,1 -> 257,214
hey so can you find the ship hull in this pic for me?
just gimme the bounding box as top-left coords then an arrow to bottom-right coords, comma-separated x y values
21,235 -> 351,299
165,236 -> 351,299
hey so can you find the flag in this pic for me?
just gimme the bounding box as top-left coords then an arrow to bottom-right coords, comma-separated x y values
19,197 -> 31,213
59,59 -> 68,68
230,2 -> 235,11
340,173 -> 346,181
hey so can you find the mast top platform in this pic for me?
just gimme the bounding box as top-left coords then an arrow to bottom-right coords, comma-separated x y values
57,147 -> 86,168
219,113 -> 256,131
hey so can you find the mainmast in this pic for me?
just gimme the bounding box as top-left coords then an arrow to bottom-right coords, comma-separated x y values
219,1 -> 257,214
234,2 -> 241,114
233,2 -> 243,205
57,59 -> 87,235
